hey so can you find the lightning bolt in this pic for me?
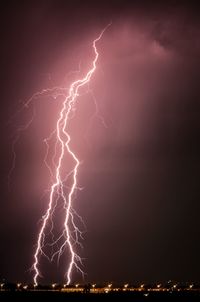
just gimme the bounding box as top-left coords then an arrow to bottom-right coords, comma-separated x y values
32,24 -> 111,286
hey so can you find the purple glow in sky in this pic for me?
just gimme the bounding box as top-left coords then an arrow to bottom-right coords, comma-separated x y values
1,1 -> 200,284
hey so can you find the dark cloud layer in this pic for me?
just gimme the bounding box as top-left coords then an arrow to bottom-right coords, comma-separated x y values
1,1 -> 200,283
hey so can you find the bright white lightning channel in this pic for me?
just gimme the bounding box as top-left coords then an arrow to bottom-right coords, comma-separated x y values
32,24 -> 111,286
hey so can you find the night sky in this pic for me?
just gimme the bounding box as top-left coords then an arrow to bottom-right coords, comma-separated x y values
1,1 -> 200,284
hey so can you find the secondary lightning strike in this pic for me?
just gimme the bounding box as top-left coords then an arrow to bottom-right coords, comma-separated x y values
8,107 -> 36,189
33,24 -> 111,286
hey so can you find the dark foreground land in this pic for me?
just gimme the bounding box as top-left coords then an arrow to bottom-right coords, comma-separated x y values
0,291 -> 200,301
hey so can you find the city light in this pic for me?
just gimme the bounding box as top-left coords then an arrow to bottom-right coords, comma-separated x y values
17,283 -> 21,289
0,281 -> 199,294
52,283 -> 57,289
